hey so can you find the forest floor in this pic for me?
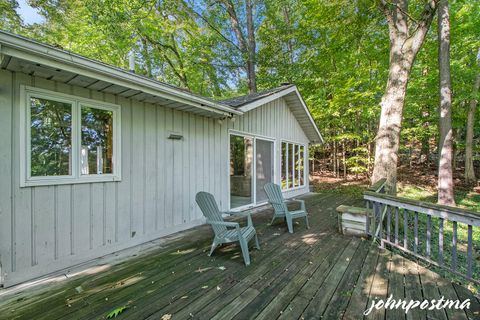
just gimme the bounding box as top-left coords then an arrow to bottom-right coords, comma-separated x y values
310,166 -> 480,295
310,166 -> 480,212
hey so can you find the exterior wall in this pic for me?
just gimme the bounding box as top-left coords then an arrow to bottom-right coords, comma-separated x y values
0,68 -> 311,287
226,97 -> 311,201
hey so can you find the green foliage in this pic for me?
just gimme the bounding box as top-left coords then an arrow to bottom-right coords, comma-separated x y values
1,0 -> 479,177
0,0 -> 22,31
106,305 -> 128,318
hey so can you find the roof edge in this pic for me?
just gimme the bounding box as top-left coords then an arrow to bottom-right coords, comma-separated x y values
0,30 -> 242,117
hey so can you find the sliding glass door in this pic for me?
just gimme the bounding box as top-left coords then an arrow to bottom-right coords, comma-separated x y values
230,134 -> 275,209
230,135 -> 254,209
255,139 -> 274,203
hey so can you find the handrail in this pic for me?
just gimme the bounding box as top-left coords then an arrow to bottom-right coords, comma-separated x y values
364,191 -> 480,225
367,178 -> 387,193
364,190 -> 479,285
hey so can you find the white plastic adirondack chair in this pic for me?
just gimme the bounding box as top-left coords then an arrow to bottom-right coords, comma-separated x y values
195,192 -> 260,266
264,182 -> 310,234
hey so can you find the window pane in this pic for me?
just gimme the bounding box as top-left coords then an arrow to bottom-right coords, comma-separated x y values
299,145 -> 305,186
281,142 -> 287,189
81,106 -> 114,175
230,135 -> 253,208
288,143 -> 293,188
294,144 -> 300,187
30,97 -> 72,176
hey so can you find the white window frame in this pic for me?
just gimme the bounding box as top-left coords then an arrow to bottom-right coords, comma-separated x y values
20,85 -> 122,187
281,140 -> 307,191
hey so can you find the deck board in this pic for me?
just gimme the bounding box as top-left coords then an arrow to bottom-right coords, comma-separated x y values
0,192 -> 478,320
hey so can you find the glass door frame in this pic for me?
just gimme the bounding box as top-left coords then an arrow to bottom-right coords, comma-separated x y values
228,130 -> 277,211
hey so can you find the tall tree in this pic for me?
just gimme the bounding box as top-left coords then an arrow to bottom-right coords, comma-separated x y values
437,0 -> 455,206
371,0 -> 437,193
218,0 -> 258,93
465,48 -> 480,185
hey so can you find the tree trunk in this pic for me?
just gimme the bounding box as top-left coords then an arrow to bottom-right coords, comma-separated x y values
372,63 -> 410,193
372,0 -> 437,193
465,63 -> 480,184
437,0 -> 455,206
221,0 -> 257,94
245,0 -> 257,93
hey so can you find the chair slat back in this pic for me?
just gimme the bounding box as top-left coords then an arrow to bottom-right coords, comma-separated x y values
264,183 -> 287,214
196,192 -> 226,235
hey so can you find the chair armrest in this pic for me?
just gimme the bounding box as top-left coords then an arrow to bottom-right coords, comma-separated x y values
286,199 -> 306,211
229,211 -> 254,227
221,211 -> 237,216
207,220 -> 240,230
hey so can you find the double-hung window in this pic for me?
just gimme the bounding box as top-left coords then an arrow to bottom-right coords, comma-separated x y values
21,86 -> 121,186
281,141 -> 306,190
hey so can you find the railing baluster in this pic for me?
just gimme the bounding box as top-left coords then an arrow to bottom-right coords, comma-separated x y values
467,225 -> 473,279
452,221 -> 457,272
366,200 -> 370,235
387,205 -> 391,243
395,207 -> 399,245
439,218 -> 444,266
414,212 -> 419,254
426,215 -> 431,258
403,209 -> 408,250
379,204 -> 384,247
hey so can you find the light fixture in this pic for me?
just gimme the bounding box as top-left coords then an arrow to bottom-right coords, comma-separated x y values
168,134 -> 183,140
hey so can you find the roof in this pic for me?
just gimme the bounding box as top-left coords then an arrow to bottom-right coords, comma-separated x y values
0,29 -> 322,143
222,85 -> 324,144
221,84 -> 295,108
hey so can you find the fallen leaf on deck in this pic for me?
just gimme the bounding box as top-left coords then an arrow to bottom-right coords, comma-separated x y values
106,305 -> 128,318
161,314 -> 172,320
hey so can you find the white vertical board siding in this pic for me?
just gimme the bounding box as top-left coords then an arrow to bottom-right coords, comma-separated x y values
0,69 -> 13,286
0,69 -> 313,286
227,98 -> 311,200
0,70 -> 224,286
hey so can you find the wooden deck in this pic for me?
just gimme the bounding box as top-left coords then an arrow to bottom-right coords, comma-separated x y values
0,192 -> 479,320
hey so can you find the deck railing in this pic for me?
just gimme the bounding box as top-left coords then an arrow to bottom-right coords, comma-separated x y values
364,179 -> 480,284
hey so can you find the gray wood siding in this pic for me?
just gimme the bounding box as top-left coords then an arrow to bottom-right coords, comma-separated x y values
0,69 -> 311,286
227,98 -> 310,200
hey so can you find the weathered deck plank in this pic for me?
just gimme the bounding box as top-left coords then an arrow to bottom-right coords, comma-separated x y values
0,192 -> 477,320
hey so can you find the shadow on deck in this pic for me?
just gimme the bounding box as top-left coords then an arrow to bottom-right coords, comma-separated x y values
0,192 -> 479,319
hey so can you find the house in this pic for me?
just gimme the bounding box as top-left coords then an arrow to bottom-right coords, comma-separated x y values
0,30 -> 322,287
